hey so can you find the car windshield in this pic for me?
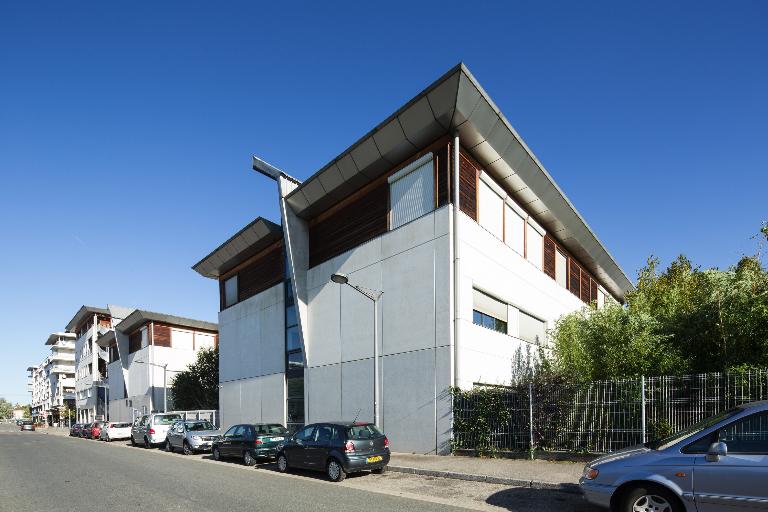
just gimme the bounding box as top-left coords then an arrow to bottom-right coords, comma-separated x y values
153,414 -> 182,425
646,408 -> 742,450
255,424 -> 287,435
186,421 -> 215,431
346,424 -> 382,439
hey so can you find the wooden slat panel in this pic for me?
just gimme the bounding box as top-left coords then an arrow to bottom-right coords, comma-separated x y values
459,152 -> 478,220
590,278 -> 598,304
237,241 -> 284,302
543,236 -> 556,280
436,143 -> 450,208
309,180 -> 388,267
569,261 -> 581,299
128,331 -> 142,354
153,324 -> 171,347
580,269 -> 591,303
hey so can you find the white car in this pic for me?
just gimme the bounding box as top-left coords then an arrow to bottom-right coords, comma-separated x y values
100,421 -> 133,441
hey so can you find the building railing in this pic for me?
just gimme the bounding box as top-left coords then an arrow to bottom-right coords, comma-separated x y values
453,369 -> 768,455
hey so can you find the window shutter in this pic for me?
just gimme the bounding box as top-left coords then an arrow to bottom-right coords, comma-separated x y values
478,175 -> 504,239
472,289 -> 508,322
580,270 -> 591,303
570,261 -> 581,298
555,249 -> 567,288
459,153 -> 477,220
543,236 -> 556,280
389,154 -> 435,229
590,278 -> 598,304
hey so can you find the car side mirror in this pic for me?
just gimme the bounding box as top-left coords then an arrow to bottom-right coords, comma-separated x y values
706,441 -> 728,462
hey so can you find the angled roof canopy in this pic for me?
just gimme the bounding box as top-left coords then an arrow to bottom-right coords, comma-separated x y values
115,309 -> 218,335
46,332 -> 77,345
95,329 -> 116,349
65,305 -> 110,332
192,217 -> 283,279
285,63 -> 633,301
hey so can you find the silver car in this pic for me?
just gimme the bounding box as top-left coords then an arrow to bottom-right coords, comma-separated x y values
130,413 -> 183,448
580,400 -> 768,512
165,419 -> 220,455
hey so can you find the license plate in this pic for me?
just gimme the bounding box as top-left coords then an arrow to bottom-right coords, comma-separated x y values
269,436 -> 284,442
366,456 -> 383,463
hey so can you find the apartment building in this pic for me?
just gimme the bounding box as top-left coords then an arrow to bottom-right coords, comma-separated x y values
194,64 -> 633,453
66,305 -> 133,423
97,309 -> 218,422
26,332 -> 76,425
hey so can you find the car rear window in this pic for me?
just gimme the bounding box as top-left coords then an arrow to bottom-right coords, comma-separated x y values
118,422 -> 132,428
346,424 -> 382,439
153,414 -> 182,425
186,421 -> 215,431
255,424 -> 288,435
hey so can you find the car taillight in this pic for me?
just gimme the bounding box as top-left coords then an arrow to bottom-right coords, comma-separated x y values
255,439 -> 263,445
149,428 -> 155,435
345,441 -> 355,453
383,436 -> 389,449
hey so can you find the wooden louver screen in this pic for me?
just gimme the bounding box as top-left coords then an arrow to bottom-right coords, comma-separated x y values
237,242 -> 284,302
153,324 -> 171,347
570,261 -> 581,298
543,236 -> 556,280
459,153 -> 478,221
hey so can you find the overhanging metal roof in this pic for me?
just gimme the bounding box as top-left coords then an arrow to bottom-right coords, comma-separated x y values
65,305 -> 110,332
95,329 -> 116,348
46,332 -> 77,345
115,309 -> 218,335
192,217 -> 283,279
285,63 -> 633,301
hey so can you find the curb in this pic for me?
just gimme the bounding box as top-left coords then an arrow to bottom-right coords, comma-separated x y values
387,465 -> 581,494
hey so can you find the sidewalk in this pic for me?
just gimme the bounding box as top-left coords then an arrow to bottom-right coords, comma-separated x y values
388,453 -> 583,493
35,426 -> 70,436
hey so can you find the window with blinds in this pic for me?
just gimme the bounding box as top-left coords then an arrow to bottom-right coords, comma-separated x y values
472,288 -> 508,334
389,153 -> 434,230
526,219 -> 544,270
519,311 -> 546,345
504,201 -> 525,256
478,174 -> 504,240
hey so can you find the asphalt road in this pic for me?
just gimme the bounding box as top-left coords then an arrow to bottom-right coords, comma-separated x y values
0,424 -> 598,512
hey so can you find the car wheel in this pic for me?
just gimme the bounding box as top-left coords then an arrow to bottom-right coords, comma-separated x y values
243,451 -> 256,466
183,441 -> 192,456
372,466 -> 386,475
213,447 -> 221,461
130,436 -> 136,447
621,484 -> 681,512
144,437 -> 150,449
277,454 -> 289,473
327,459 -> 346,482
166,440 -> 173,452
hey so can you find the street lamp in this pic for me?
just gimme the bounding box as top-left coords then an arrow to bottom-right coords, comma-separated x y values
134,360 -> 169,413
330,273 -> 383,427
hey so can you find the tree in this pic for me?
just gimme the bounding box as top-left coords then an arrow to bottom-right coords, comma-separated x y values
549,225 -> 768,380
0,398 -> 13,419
169,347 -> 219,410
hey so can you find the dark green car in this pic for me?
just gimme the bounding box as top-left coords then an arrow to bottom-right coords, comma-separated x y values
212,423 -> 289,466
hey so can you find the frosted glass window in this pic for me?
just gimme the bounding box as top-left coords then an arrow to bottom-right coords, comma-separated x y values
224,275 -> 238,307
196,334 -> 215,350
519,311 -> 546,345
173,330 -> 194,351
504,204 -> 525,256
526,222 -> 544,269
389,154 -> 434,230
555,250 -> 567,288
478,178 -> 504,240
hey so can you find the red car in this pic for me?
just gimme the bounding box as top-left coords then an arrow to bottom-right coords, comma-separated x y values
89,421 -> 106,439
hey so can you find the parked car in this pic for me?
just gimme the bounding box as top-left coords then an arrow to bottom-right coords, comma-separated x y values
275,422 -> 389,481
99,421 -> 132,441
130,413 -> 182,448
211,423 -> 288,465
166,419 -> 220,455
80,422 -> 94,438
88,421 -> 108,439
580,400 -> 768,512
69,423 -> 82,436
20,420 -> 35,432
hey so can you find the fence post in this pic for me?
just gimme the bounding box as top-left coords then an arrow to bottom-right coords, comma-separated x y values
528,382 -> 534,460
641,375 -> 647,444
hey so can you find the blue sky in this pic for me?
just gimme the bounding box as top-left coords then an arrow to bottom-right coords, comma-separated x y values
1,1 -> 766,403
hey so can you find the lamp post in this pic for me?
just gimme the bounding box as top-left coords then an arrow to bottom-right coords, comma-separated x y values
134,360 -> 169,412
331,273 -> 383,427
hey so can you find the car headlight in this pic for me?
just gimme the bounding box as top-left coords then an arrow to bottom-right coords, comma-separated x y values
192,436 -> 201,441
583,466 -> 599,480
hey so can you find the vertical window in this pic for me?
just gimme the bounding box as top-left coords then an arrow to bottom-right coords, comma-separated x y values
597,289 -> 606,309
519,311 -> 546,345
478,174 -> 504,240
285,280 -> 304,433
504,201 -> 525,256
224,275 -> 238,308
388,153 -> 434,229
555,250 -> 568,288
526,219 -> 544,269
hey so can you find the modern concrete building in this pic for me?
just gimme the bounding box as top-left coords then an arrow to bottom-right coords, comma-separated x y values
66,305 -> 133,423
194,64 -> 633,454
27,332 -> 77,425
97,309 -> 218,422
